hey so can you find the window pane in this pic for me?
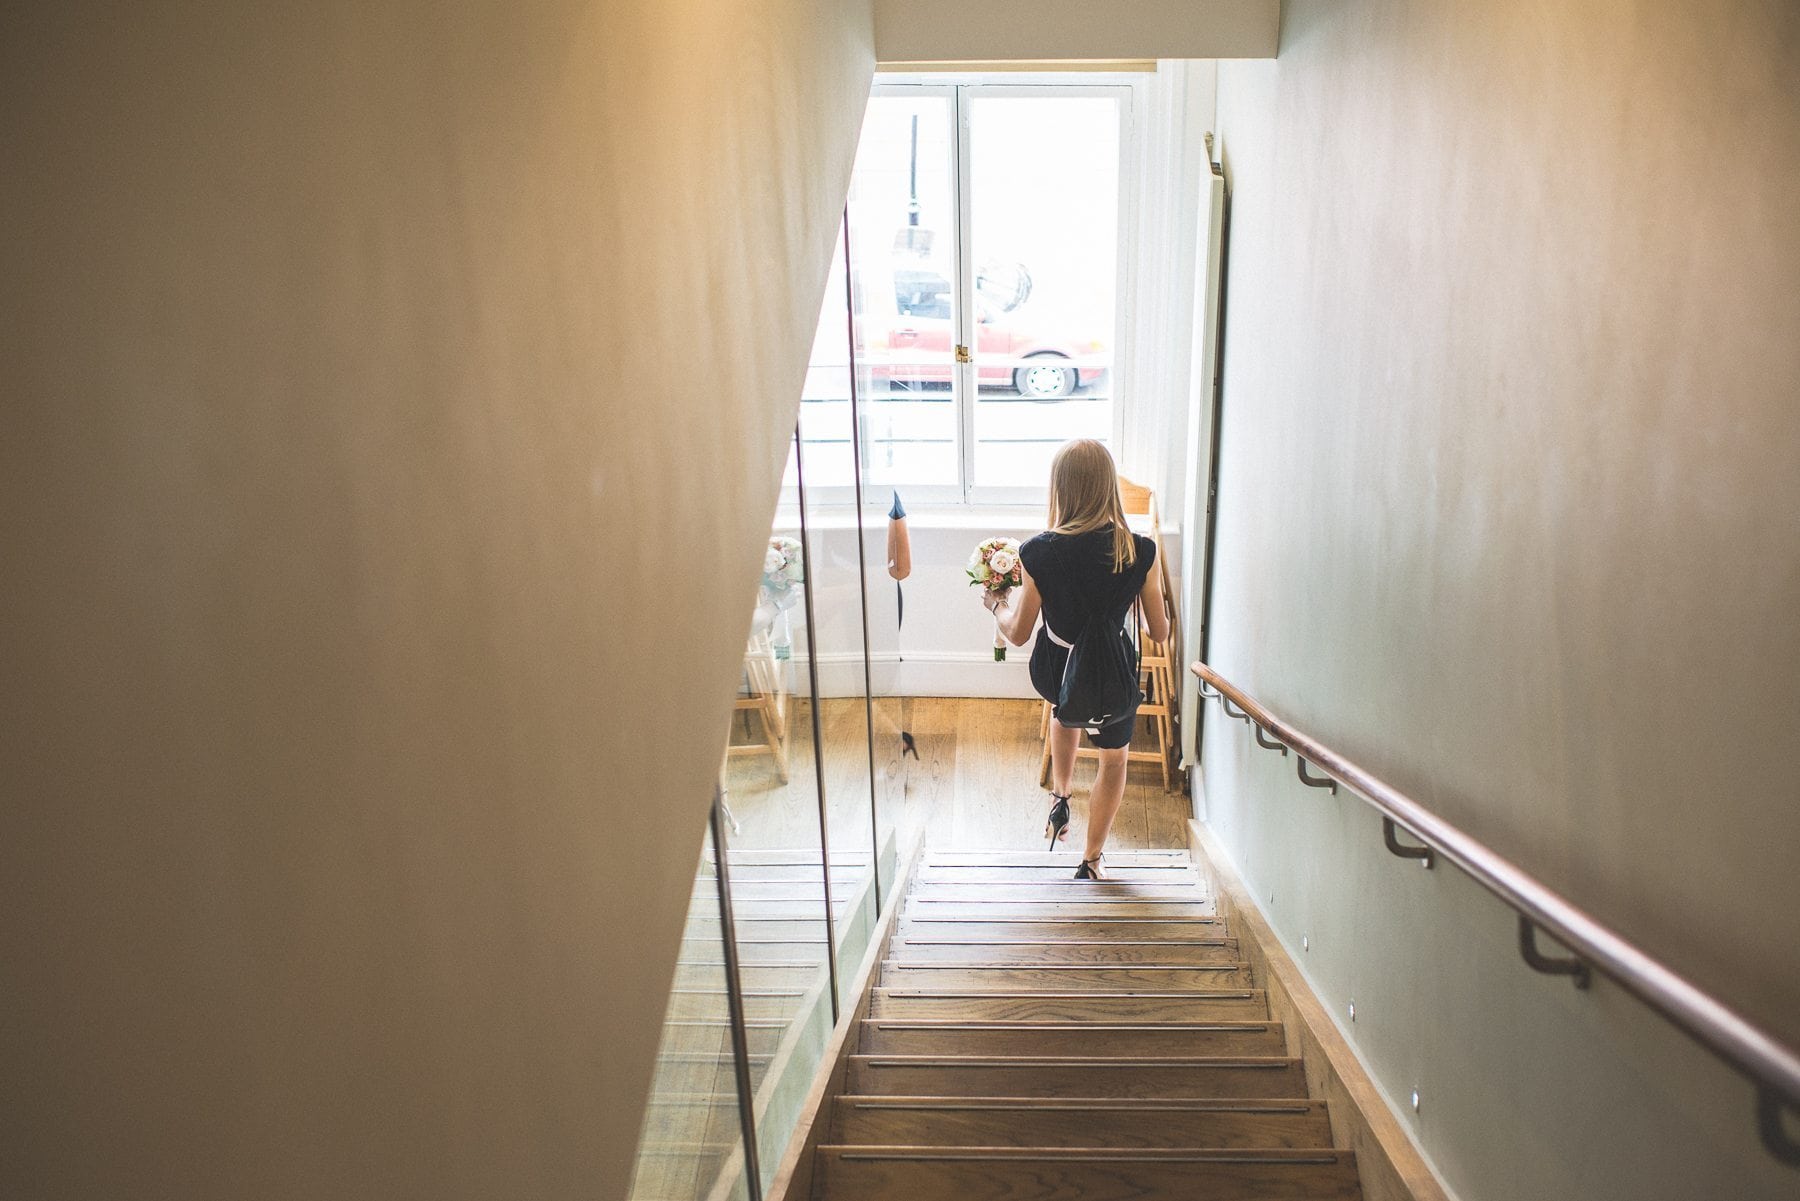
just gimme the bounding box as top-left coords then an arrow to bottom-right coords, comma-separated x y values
796,225 -> 856,490
847,93 -> 961,490
969,92 -> 1121,489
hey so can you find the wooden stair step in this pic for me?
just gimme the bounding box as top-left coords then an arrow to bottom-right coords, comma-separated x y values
634,1093 -> 745,1145
697,900 -> 861,919
896,918 -> 1224,941
887,936 -> 1241,965
652,1051 -> 772,1094
678,948 -> 825,967
844,1054 -> 1308,1098
829,1095 -> 1332,1149
868,988 -> 1270,1023
916,865 -> 1201,883
673,962 -> 822,990
908,883 -> 1208,902
704,851 -> 870,868
923,851 -> 1189,867
696,894 -> 861,908
697,883 -> 862,900
812,1145 -> 1361,1200
658,1017 -> 789,1058
712,939 -> 832,963
703,865 -> 871,882
902,901 -> 1215,919
879,962 -> 1255,991
683,918 -> 832,941
665,988 -> 808,1021
629,1146 -> 729,1201
631,1140 -> 730,1172
858,1019 -> 1286,1057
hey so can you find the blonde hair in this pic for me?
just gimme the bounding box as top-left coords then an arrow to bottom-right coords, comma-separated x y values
1046,439 -> 1136,572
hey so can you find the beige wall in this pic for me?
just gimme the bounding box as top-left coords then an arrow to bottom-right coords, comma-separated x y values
0,2 -> 872,1198
1202,2 -> 1800,1199
874,0 -> 1278,62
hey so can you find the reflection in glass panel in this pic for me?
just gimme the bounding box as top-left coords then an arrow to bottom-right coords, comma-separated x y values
864,480 -> 914,862
625,834 -> 754,1201
794,233 -> 856,492
798,229 -> 891,1010
846,91 -> 961,491
723,428 -> 847,1193
970,91 -> 1122,488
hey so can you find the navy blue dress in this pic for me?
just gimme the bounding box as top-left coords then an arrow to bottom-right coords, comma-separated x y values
1019,526 -> 1155,749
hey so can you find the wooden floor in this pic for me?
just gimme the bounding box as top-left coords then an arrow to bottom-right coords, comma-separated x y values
724,697 -> 1192,856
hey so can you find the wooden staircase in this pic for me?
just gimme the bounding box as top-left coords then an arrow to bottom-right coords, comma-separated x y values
803,847 -> 1364,1200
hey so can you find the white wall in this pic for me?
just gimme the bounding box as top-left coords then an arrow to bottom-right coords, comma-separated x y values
874,0 -> 1278,62
1119,59 -> 1219,521
1202,2 -> 1800,1199
787,512 -> 1181,699
0,2 -> 873,1198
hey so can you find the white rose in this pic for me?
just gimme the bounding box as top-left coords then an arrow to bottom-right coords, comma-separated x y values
973,562 -> 992,581
764,547 -> 784,573
989,549 -> 1017,576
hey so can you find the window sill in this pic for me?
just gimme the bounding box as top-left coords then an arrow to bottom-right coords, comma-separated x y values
774,503 -> 1047,532
775,503 -> 1172,538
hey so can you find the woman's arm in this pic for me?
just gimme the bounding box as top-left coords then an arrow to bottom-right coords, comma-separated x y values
1138,567 -> 1171,645
984,566 -> 1042,647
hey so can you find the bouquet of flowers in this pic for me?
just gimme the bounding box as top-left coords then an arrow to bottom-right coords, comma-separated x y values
763,536 -> 804,596
966,537 -> 1023,661
761,536 -> 805,658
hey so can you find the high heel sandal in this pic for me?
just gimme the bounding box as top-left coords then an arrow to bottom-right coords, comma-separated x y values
1074,854 -> 1105,881
1045,792 -> 1072,849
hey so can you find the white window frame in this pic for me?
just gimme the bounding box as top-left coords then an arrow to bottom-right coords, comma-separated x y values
797,71 -> 1144,511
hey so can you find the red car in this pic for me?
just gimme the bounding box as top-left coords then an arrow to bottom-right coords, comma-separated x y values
871,266 -> 1108,399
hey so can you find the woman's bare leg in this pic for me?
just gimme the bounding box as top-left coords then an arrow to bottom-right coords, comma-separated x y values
1083,746 -> 1129,864
1048,721 -> 1080,797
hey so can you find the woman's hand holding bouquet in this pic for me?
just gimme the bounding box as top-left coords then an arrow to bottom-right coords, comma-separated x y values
967,537 -> 1023,661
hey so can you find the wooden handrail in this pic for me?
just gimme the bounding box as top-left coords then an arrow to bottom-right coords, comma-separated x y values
1190,661 -> 1800,1165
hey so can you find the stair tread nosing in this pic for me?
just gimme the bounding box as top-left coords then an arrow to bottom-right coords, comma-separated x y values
896,918 -> 1224,939
844,1053 -> 1309,1099
830,1094 -> 1332,1149
902,903 -> 1217,919
813,1144 -> 1362,1201
867,988 -> 1271,1022
858,1018 -> 1285,1056
878,962 -> 1256,990
908,884 -> 1207,900
886,939 -> 1240,965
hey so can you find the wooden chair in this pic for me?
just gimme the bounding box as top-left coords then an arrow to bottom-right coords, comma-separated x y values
729,626 -> 789,782
1036,476 -> 1182,792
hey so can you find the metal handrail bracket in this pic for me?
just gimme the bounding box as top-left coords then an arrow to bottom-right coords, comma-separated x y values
1759,1089 -> 1800,1167
1253,722 -> 1289,755
1296,756 -> 1338,794
1382,816 -> 1435,869
1518,915 -> 1590,990
1189,660 -> 1800,1166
